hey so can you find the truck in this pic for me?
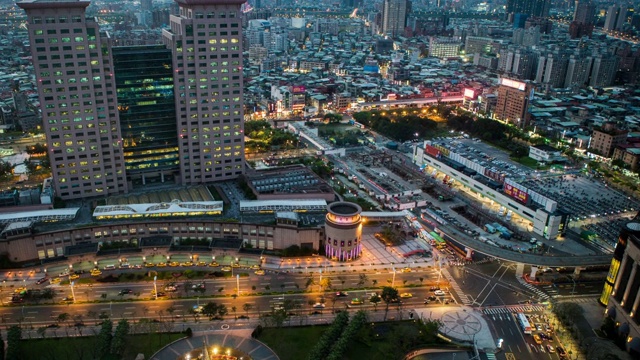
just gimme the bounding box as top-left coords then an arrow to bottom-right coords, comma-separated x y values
484,224 -> 497,233
498,229 -> 513,240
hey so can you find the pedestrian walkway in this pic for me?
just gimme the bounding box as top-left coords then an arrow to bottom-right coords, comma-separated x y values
441,268 -> 472,305
515,264 -> 549,301
481,305 -> 546,315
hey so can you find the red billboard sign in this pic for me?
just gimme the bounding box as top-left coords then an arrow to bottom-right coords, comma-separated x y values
504,183 -> 529,204
484,168 -> 506,183
292,85 -> 306,94
425,144 -> 441,158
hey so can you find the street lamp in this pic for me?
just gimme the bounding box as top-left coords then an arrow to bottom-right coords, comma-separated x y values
153,276 -> 158,300
391,267 -> 396,288
236,274 -> 240,298
70,281 -> 76,304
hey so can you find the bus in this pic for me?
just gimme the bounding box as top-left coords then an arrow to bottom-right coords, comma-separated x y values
429,231 -> 446,248
516,313 -> 532,334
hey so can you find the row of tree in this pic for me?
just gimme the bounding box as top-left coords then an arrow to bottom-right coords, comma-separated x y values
352,111 -> 438,142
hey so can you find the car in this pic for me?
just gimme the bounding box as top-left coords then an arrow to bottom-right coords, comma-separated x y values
533,334 -> 542,344
134,264 -> 142,269
250,264 -> 260,270
119,289 -> 133,295
145,263 -> 155,268
197,261 -> 207,267
401,267 -> 412,273
538,332 -> 548,340
546,345 -> 555,353
254,270 -> 265,276
151,290 -> 166,297
335,291 -> 348,297
556,346 -> 567,357
312,303 -> 325,309
157,262 -> 167,267
400,293 -> 413,298
168,262 -> 179,267
119,263 -> 130,269
221,266 -> 232,272
69,274 -> 80,280
73,270 -> 85,275
90,270 -> 102,277
61,296 -> 73,302
350,298 -> 363,305
192,282 -> 205,290
103,265 -> 115,271
208,262 -> 220,267
536,324 -> 543,331
59,270 -> 69,277
434,290 -> 445,296
36,277 -> 49,285
232,263 -> 241,268
50,277 -> 62,284
180,262 -> 194,267
165,285 -> 177,292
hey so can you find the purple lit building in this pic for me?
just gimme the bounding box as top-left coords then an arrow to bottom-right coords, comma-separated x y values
324,202 -> 363,262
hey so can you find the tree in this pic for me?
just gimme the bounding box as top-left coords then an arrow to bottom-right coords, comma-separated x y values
372,279 -> 378,287
97,320 -> 113,358
202,302 -> 219,320
232,306 -> 237,320
6,325 -> 21,360
217,304 -> 228,319
307,311 -> 349,360
370,293 -> 381,312
357,273 -> 368,288
0,330 -> 4,360
319,277 -> 332,292
381,286 -> 399,321
305,276 -> 315,290
111,319 -> 130,356
183,280 -> 193,297
243,303 -> 253,318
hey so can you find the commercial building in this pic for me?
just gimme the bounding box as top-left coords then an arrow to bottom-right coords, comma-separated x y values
428,37 -> 460,59
600,215 -> 640,355
162,0 -> 245,185
324,201 -> 363,262
113,45 -> 180,187
18,0 -> 129,200
506,0 -> 550,18
494,78 -> 534,127
19,0 -> 246,200
381,0 -> 408,38
591,124 -> 629,158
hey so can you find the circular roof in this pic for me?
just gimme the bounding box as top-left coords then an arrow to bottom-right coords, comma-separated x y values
328,202 -> 362,216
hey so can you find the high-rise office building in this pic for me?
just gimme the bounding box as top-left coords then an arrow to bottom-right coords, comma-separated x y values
162,0 -> 245,185
494,78 -> 534,127
113,45 -> 180,187
382,0 -> 408,38
18,0 -> 129,200
506,0 -> 550,18
599,213 -> 640,355
604,5 -> 627,31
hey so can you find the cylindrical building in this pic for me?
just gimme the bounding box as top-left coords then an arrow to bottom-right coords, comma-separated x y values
324,202 -> 362,262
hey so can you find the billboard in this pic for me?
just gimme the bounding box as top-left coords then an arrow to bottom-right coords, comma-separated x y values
504,183 -> 529,204
292,85 -> 306,94
425,144 -> 441,158
464,88 -> 477,99
484,168 -> 506,183
500,78 -> 526,91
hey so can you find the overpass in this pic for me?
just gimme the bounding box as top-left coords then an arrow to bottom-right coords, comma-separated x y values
353,96 -> 464,111
431,220 -> 612,267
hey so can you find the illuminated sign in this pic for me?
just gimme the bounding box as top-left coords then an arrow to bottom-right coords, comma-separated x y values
464,88 -> 477,99
504,183 -> 529,204
292,85 -> 306,93
425,144 -> 441,158
501,78 -> 526,91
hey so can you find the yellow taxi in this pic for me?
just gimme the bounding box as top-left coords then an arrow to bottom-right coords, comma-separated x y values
197,261 -> 207,267
250,264 -> 261,270
145,263 -> 155,268
180,261 -> 194,267
208,261 -> 220,267
254,270 -> 265,276
232,263 -> 241,268
157,262 -> 167,267
90,269 -> 102,277
69,274 -> 80,280
168,261 -> 179,267
50,277 -> 62,284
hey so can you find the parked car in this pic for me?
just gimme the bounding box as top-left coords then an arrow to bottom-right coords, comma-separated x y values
312,303 -> 325,309
434,290 -> 445,296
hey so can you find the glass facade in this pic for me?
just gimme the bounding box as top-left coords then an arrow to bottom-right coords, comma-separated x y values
113,45 -> 179,185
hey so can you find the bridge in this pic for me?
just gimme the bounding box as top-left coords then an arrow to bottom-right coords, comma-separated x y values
353,96 -> 464,111
433,220 -> 612,267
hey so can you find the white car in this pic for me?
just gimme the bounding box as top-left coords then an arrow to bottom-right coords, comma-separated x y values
312,303 -> 325,309
434,290 -> 446,296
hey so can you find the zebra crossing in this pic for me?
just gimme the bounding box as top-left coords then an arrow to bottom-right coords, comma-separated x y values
515,264 -> 550,300
485,353 -> 497,360
482,305 -> 546,315
441,268 -> 472,305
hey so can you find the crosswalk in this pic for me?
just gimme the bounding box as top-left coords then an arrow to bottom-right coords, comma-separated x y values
515,264 -> 550,300
482,305 -> 546,315
485,353 -> 497,360
441,268 -> 472,305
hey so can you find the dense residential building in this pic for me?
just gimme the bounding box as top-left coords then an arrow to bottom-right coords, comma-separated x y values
494,78 -> 534,127
590,124 -> 629,158
590,54 -> 619,87
17,0 -> 130,200
536,51 -> 569,89
604,4 -> 627,32
381,0 -> 408,38
113,45 -> 180,187
564,53 -> 592,88
569,0 -> 595,38
162,0 -> 245,185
